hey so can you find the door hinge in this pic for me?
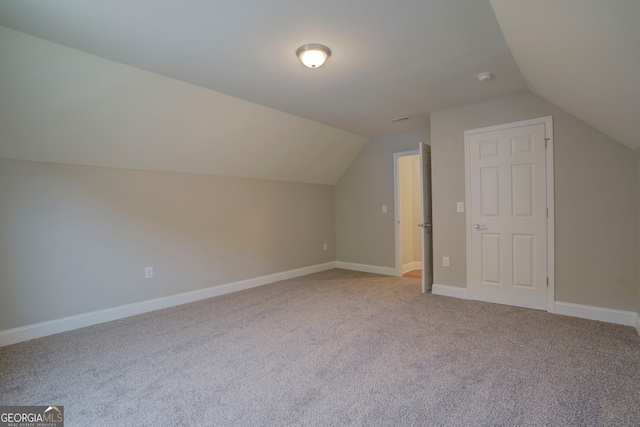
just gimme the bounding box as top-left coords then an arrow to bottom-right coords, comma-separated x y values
547,208 -> 549,217
544,138 -> 550,148
546,277 -> 549,287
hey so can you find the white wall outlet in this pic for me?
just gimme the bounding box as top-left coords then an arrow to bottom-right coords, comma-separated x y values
323,243 -> 328,251
382,205 -> 388,213
442,257 -> 450,267
145,266 -> 153,279
457,202 -> 464,213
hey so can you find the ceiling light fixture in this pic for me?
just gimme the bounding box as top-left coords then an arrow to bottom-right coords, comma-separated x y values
477,72 -> 493,82
296,44 -> 331,68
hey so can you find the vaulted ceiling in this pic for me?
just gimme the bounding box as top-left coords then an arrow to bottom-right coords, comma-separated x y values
0,0 -> 637,185
490,0 -> 640,150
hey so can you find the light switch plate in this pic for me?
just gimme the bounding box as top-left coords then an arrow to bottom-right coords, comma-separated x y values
457,202 -> 464,213
382,205 -> 387,213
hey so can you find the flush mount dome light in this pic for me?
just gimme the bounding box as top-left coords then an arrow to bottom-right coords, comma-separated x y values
296,44 -> 331,68
477,72 -> 493,82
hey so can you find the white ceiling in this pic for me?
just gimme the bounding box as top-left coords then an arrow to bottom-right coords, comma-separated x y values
0,26 -> 367,185
0,0 -> 637,185
490,0 -> 640,150
0,0 -> 528,138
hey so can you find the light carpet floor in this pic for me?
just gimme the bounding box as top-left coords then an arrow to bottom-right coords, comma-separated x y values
1,269 -> 639,426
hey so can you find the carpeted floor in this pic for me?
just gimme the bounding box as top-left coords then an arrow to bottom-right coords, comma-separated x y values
1,269 -> 639,426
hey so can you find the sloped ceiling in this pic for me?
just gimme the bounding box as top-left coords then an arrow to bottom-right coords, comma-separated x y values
6,1 -> 636,182
0,27 -> 367,185
0,0 -> 531,185
0,0 -> 527,138
490,0 -> 640,150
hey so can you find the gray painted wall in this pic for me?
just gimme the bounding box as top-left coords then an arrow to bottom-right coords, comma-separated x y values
431,92 -> 638,311
335,129 -> 430,268
637,148 -> 640,314
0,159 -> 336,330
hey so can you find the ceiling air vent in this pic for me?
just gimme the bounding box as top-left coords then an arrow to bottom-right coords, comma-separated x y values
388,116 -> 410,123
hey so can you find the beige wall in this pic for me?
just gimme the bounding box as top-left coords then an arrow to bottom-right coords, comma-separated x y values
0,159 -> 336,331
411,155 -> 423,262
399,156 -> 414,265
335,129 -> 430,268
431,92 -> 638,311
399,155 -> 422,267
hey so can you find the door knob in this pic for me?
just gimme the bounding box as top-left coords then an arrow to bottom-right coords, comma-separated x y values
473,223 -> 485,229
418,223 -> 433,228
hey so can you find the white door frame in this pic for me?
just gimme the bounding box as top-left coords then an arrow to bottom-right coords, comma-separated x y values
394,149 -> 420,277
464,116 -> 555,312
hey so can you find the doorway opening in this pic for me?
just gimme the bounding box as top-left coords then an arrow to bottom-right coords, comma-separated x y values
394,143 -> 433,292
396,152 -> 421,277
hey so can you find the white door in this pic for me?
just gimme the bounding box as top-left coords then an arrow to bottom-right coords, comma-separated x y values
420,142 -> 433,293
466,118 -> 552,310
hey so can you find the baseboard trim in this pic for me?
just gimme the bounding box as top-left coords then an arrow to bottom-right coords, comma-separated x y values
402,261 -> 423,274
335,262 -> 397,276
554,301 -> 637,327
635,313 -> 640,336
432,284 -> 469,300
0,262 -> 337,347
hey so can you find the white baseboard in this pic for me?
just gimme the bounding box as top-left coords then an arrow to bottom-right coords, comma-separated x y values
402,261 -> 423,274
0,262 -> 336,347
335,261 -> 397,276
554,301 -> 637,327
432,283 -> 469,300
635,313 -> 640,336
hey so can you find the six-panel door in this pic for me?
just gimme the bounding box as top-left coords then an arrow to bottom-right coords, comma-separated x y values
468,123 -> 548,310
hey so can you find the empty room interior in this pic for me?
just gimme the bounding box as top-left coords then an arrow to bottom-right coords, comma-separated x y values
1,1 -> 639,425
